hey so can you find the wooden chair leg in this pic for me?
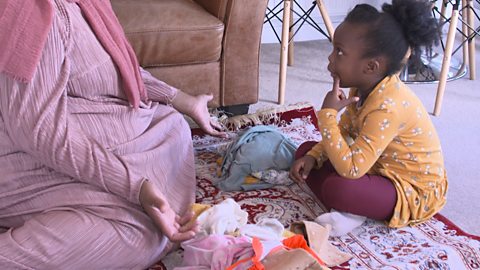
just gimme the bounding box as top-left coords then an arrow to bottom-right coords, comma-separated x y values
288,3 -> 294,66
278,0 -> 292,105
467,0 -> 476,80
434,2 -> 460,116
461,0 -> 469,71
440,0 -> 447,25
278,0 -> 333,105
315,0 -> 334,40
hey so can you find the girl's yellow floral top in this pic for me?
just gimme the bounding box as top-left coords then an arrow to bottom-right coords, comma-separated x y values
307,75 -> 448,228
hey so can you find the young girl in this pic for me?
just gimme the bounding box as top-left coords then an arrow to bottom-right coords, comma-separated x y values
290,0 -> 448,233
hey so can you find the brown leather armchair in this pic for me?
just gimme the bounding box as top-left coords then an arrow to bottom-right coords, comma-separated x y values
111,0 -> 268,110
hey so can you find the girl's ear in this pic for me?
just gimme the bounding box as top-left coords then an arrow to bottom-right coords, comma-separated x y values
364,58 -> 381,74
364,56 -> 388,76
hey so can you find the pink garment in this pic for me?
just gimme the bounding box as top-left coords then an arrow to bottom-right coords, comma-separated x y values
68,0 -> 146,108
0,1 -> 192,269
0,0 -> 145,108
177,235 -> 254,270
0,1 -> 54,83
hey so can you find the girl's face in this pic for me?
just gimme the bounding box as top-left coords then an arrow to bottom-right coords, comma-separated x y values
327,22 -> 372,89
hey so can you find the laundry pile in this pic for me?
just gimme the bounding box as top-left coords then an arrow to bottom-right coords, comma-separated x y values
171,125 -> 369,269
175,198 -> 352,270
215,125 -> 367,238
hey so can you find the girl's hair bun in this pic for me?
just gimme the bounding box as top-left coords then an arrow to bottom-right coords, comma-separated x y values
382,0 -> 440,49
344,0 -> 440,75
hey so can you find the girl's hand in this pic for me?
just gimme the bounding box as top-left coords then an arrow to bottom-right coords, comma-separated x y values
289,155 -> 316,182
189,94 -> 227,138
321,77 -> 359,111
139,180 -> 198,242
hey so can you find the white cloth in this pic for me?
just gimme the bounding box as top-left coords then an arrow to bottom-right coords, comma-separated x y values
197,198 -> 248,235
251,169 -> 294,186
239,218 -> 285,241
314,209 -> 366,237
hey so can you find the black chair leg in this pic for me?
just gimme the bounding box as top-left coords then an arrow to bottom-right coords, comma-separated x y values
218,104 -> 250,117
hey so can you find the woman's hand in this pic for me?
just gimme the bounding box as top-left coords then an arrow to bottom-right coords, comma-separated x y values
289,155 -> 316,182
172,92 -> 227,138
321,77 -> 359,111
188,94 -> 228,138
139,180 -> 198,242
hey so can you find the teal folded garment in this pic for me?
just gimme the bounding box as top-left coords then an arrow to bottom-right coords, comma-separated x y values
217,125 -> 297,191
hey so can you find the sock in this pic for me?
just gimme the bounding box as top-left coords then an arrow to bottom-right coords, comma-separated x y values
314,209 -> 366,237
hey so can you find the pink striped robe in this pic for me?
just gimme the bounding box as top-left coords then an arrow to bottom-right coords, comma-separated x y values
0,1 -> 195,269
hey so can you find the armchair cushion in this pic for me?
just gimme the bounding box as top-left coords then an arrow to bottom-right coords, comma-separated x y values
111,0 -> 223,67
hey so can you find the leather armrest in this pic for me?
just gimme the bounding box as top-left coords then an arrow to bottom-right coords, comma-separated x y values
220,0 -> 269,105
194,0 -> 228,21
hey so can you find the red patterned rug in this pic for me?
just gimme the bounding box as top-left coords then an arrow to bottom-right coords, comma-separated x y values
150,103 -> 480,270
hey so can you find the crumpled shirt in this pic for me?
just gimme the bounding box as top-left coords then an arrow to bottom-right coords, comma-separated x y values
217,125 -> 297,191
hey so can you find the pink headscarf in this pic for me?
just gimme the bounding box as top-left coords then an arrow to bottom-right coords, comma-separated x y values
0,0 -> 146,108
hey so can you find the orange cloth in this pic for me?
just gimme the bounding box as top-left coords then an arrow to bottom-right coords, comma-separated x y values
281,235 -> 326,266
227,235 -> 327,270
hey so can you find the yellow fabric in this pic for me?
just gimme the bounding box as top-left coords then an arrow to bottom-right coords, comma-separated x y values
244,175 -> 260,184
307,75 -> 448,228
282,229 -> 297,238
216,157 -> 223,177
186,203 -> 211,228
191,203 -> 211,216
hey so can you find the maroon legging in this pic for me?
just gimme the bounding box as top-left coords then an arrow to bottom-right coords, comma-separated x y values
297,141 -> 397,221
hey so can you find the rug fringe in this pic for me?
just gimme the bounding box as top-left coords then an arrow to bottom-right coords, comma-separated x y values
185,102 -> 315,132
221,102 -> 314,131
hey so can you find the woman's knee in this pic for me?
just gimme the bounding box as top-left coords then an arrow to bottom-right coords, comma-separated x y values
4,209 -> 167,269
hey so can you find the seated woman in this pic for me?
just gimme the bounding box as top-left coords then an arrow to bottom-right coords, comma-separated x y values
0,0 -> 225,269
